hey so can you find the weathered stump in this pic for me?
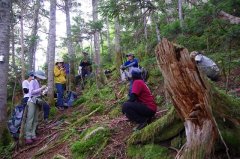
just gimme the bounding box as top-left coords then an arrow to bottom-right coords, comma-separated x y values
155,38 -> 218,159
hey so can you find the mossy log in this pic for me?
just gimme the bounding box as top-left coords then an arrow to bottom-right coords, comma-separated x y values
154,38 -> 240,159
128,106 -> 184,145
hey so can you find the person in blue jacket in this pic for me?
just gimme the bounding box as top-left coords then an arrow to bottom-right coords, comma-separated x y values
120,53 -> 139,97
120,53 -> 139,82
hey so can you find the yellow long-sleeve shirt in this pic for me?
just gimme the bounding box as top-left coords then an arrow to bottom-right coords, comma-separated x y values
54,66 -> 66,84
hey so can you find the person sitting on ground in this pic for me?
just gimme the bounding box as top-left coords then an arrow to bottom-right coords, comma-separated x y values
54,58 -> 67,110
22,71 -> 34,104
122,68 -> 157,131
120,53 -> 139,82
25,70 -> 47,144
190,51 -> 220,81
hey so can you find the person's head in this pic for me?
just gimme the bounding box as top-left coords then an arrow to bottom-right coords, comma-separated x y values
26,71 -> 35,81
55,58 -> 64,67
34,70 -> 47,80
190,51 -> 200,59
131,68 -> 142,80
126,53 -> 134,61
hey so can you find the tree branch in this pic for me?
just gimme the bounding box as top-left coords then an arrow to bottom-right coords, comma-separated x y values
218,11 -> 240,24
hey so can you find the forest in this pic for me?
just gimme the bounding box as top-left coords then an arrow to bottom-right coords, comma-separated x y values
0,0 -> 240,159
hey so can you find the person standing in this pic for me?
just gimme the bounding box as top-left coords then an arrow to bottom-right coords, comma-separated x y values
22,71 -> 34,104
54,58 -> 66,110
122,68 -> 157,131
25,70 -> 47,144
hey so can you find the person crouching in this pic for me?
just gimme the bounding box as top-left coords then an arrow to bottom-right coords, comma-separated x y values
122,68 -> 157,131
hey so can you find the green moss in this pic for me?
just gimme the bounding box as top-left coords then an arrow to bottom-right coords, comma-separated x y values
49,106 -> 57,119
108,106 -> 122,118
71,126 -> 110,159
221,128 -> 240,152
74,96 -> 87,106
128,106 -> 184,145
127,144 -> 172,159
171,135 -> 185,149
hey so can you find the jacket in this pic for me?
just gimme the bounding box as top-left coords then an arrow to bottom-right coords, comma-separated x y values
54,66 -> 66,84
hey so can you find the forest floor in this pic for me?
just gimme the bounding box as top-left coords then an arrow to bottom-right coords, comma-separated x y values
11,67 -> 240,159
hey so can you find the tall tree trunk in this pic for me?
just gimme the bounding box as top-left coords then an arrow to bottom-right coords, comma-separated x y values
47,0 -> 56,106
20,0 -> 25,81
92,0 -> 100,74
11,5 -> 16,74
65,0 -> 75,91
155,39 -> 219,159
0,0 -> 11,141
106,16 -> 112,62
142,7 -> 148,54
114,16 -> 122,74
151,12 -> 161,43
28,0 -> 40,71
178,0 -> 183,28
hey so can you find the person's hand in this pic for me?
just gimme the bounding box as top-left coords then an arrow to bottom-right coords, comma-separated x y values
41,85 -> 47,90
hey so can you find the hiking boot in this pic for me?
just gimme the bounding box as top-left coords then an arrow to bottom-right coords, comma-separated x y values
133,122 -> 148,131
25,139 -> 33,144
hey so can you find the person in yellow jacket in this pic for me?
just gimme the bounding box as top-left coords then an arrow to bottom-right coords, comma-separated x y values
54,58 -> 66,110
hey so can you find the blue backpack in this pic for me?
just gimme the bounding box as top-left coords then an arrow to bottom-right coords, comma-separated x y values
7,104 -> 26,139
64,91 -> 77,107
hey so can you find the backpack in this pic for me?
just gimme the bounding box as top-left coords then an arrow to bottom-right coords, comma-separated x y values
140,66 -> 149,82
64,91 -> 77,107
7,104 -> 26,139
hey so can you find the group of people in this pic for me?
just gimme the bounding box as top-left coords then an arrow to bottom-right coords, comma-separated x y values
21,49 -> 220,144
119,50 -> 220,130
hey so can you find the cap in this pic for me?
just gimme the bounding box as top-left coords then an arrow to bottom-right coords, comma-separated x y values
27,71 -> 34,77
126,53 -> 134,57
131,67 -> 142,79
55,58 -> 64,64
34,70 -> 47,80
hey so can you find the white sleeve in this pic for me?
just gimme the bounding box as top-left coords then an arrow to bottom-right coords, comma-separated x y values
22,80 -> 29,89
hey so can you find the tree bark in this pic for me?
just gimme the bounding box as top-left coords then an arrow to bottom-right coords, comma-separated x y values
114,16 -> 122,74
106,16 -> 112,62
0,0 -> 11,140
178,0 -> 183,28
155,38 -> 218,159
218,11 -> 240,25
65,0 -> 75,91
20,0 -> 25,81
47,0 -> 56,106
28,0 -> 40,71
92,0 -> 101,75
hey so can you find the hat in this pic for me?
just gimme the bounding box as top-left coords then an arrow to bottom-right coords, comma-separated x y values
126,53 -> 134,57
131,68 -> 142,79
27,71 -> 34,77
55,58 -> 64,64
190,51 -> 199,59
34,70 -> 47,80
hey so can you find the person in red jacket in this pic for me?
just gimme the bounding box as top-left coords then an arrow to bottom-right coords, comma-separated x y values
122,68 -> 157,130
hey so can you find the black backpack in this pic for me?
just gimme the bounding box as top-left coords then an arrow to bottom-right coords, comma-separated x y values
7,104 -> 26,139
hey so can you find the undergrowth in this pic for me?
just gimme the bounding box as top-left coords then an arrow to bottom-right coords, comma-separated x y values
71,125 -> 110,159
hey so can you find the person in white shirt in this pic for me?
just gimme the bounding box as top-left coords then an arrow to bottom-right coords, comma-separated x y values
22,71 -> 34,104
190,51 -> 220,81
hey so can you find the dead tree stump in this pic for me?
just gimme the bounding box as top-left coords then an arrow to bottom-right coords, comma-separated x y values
155,38 -> 218,159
